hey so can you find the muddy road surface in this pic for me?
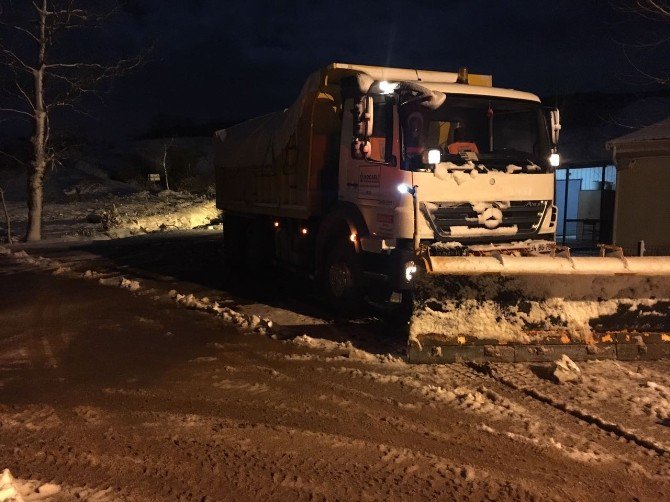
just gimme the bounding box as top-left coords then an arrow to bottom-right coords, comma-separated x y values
1,231 -> 670,501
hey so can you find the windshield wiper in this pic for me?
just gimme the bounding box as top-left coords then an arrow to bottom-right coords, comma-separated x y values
487,148 -> 545,167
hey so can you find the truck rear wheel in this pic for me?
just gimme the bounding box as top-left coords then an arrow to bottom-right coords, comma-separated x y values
323,240 -> 364,316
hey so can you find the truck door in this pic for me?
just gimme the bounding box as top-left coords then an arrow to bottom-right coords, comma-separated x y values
343,95 -> 393,202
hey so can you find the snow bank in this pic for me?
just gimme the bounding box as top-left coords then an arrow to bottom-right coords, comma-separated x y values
2,190 -> 219,243
169,290 -> 273,335
290,335 -> 404,365
102,192 -> 219,238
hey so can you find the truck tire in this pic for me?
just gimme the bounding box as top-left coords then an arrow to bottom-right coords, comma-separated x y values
323,240 -> 364,316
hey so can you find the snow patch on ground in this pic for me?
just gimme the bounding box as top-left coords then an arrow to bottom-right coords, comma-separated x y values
0,469 -> 23,502
489,361 -> 670,455
289,335 -> 404,365
101,192 -> 219,238
337,366 -> 525,419
0,468 -> 109,502
169,290 -> 273,335
2,190 -> 219,243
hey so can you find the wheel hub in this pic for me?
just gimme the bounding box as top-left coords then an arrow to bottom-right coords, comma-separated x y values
329,262 -> 352,298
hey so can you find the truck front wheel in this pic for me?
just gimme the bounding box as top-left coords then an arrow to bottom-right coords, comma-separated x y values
323,240 -> 364,316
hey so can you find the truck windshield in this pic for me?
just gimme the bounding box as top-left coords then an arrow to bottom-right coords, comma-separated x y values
400,95 -> 551,172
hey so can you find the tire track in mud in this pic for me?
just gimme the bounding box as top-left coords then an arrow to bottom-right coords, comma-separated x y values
0,380 -> 536,500
468,362 -> 670,458
318,358 -> 670,482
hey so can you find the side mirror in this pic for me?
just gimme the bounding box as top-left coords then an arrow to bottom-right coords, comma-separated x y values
351,96 -> 374,159
549,108 -> 561,146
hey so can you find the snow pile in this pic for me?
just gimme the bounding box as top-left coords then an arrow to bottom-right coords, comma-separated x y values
290,335 -> 404,365
97,276 -> 141,292
0,470 -> 22,502
551,355 -> 582,384
2,190 -> 219,242
169,290 -> 273,335
410,272 -> 670,345
638,381 -> 670,422
101,191 -> 219,238
0,469 -> 62,502
9,251 -> 36,265
119,278 -> 141,292
1,247 -> 67,273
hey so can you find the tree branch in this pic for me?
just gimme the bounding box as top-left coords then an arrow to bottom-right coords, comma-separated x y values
0,107 -> 34,118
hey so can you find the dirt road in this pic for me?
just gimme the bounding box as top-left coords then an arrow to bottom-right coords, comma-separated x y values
1,232 -> 670,501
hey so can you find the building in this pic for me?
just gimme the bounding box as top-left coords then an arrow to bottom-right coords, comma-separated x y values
553,90 -> 670,249
607,118 -> 670,255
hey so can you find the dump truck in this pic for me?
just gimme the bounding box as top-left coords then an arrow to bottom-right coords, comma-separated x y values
214,63 -> 670,363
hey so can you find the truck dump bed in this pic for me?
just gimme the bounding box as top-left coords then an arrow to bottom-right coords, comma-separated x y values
213,70 -> 338,219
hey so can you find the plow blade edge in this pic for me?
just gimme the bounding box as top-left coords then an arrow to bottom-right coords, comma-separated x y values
408,255 -> 670,363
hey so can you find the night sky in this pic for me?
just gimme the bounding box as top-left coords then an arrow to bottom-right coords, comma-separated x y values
5,0 -> 670,140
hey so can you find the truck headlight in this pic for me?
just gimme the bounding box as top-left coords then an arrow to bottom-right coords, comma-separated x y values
379,81 -> 398,94
427,149 -> 441,165
404,261 -> 417,282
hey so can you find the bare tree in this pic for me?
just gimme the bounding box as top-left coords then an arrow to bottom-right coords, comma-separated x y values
0,1 -> 146,241
0,185 -> 12,244
161,137 -> 174,191
611,1 -> 670,85
630,0 -> 670,20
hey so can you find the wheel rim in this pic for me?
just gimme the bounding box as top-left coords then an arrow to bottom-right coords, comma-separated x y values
328,262 -> 352,298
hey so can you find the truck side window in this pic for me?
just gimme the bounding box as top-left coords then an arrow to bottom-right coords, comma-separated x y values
368,97 -> 393,163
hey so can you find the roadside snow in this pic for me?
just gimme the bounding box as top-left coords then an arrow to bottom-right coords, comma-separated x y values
289,335 -> 403,365
169,290 -> 273,335
2,191 -> 219,243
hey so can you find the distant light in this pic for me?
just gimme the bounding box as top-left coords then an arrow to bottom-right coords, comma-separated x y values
427,149 -> 441,165
349,233 -> 357,243
300,227 -> 309,236
379,80 -> 398,94
404,261 -> 417,282
549,153 -> 560,167
273,220 -> 280,228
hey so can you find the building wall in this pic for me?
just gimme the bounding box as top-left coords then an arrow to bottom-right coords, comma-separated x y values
613,155 -> 670,253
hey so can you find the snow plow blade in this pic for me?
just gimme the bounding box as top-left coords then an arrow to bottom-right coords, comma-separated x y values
408,249 -> 670,364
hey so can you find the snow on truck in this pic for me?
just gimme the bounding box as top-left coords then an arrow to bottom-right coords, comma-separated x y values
214,63 -> 670,363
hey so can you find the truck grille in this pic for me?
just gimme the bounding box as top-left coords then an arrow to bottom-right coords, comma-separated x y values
422,200 -> 548,238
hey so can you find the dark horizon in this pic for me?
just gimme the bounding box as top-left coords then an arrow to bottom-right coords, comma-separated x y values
2,1 -> 670,143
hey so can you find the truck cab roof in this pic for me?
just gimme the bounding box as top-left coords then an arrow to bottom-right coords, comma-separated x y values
325,63 -> 540,103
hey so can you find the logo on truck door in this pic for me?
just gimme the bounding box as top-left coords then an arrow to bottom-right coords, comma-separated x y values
358,166 -> 381,198
359,172 -> 380,187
